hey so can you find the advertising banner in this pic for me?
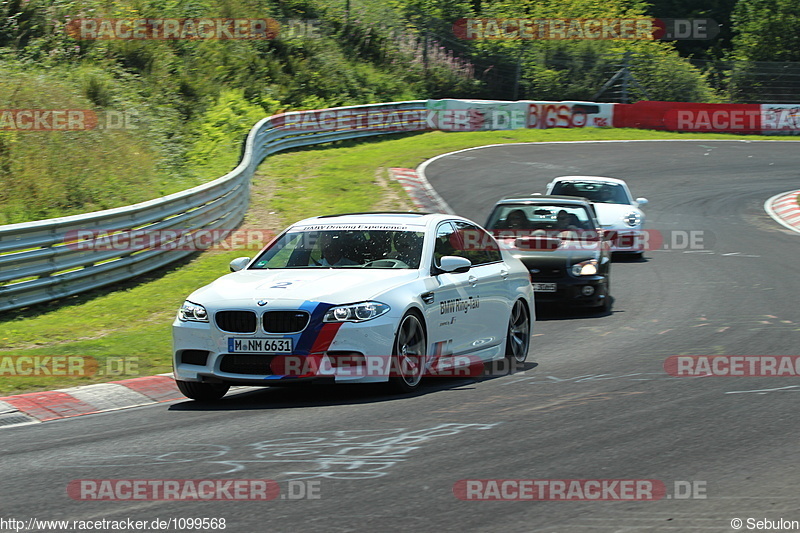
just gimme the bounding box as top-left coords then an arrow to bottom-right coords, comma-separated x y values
425,99 -> 615,131
761,104 -> 800,135
613,101 -> 762,133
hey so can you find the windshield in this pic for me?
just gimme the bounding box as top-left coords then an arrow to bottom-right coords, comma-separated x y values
250,229 -> 425,269
551,181 -> 631,204
486,204 -> 594,232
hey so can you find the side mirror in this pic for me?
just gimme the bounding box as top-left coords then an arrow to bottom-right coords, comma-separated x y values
636,197 -> 649,207
436,255 -> 472,274
229,257 -> 251,272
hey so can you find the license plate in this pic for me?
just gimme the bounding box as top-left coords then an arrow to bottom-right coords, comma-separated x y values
227,337 -> 293,354
532,283 -> 557,292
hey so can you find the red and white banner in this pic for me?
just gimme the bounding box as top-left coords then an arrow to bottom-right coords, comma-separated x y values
761,104 -> 800,134
527,101 -> 614,128
425,100 -> 615,130
612,101 -> 800,135
612,101 -> 762,132
272,99 -> 800,135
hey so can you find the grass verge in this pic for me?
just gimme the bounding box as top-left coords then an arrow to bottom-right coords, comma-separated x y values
0,127 -> 795,395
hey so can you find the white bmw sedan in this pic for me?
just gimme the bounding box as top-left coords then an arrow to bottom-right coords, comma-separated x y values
172,212 -> 534,401
546,176 -> 649,256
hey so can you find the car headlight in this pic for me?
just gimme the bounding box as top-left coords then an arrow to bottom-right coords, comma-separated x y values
624,211 -> 642,227
571,259 -> 598,276
324,302 -> 390,322
179,301 -> 209,322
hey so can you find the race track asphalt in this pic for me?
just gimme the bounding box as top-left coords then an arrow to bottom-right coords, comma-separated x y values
1,140 -> 798,533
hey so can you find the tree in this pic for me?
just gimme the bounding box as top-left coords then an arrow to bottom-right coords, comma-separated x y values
730,0 -> 800,61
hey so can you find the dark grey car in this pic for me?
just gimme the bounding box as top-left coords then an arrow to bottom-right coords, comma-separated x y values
485,195 -> 612,312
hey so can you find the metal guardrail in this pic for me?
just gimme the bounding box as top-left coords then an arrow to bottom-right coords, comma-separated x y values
0,100 -> 427,313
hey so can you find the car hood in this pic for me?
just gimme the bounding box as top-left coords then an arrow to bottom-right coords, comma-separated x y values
593,203 -> 642,227
498,240 -> 601,267
513,253 -> 598,275
512,249 -> 600,268
187,268 -> 421,307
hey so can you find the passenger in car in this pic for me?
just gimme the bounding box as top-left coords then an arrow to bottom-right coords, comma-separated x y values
597,187 -> 614,203
501,209 -> 530,229
392,232 -> 424,268
555,210 -> 581,231
318,233 -> 359,266
367,232 -> 392,262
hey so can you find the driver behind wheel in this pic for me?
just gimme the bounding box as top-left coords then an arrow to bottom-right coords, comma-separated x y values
318,232 -> 359,266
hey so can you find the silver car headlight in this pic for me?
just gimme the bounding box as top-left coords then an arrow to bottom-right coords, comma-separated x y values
324,301 -> 390,322
571,259 -> 598,276
178,300 -> 209,322
624,211 -> 642,227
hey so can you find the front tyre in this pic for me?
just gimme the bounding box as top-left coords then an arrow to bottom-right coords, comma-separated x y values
176,380 -> 230,402
505,300 -> 530,367
389,312 -> 427,393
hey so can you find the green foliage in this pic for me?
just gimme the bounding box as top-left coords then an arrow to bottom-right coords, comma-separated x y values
730,0 -> 800,62
643,0 -> 738,60
185,89 -> 274,177
625,45 -> 720,102
0,64 -> 172,224
0,0 -> 777,226
448,0 -> 719,101
81,71 -> 115,107
493,39 -> 718,102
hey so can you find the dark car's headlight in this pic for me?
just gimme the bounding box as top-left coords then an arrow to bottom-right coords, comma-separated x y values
324,302 -> 390,322
624,211 -> 642,227
178,301 -> 209,322
571,259 -> 599,276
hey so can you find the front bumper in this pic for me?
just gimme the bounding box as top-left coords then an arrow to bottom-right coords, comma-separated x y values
532,275 -> 608,306
607,228 -> 646,253
172,314 -> 399,386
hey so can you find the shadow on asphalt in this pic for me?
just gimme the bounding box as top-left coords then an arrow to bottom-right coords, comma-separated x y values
168,362 -> 539,412
534,299 -> 616,320
612,252 -> 649,263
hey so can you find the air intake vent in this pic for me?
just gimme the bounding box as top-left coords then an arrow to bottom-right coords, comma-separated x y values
220,354 -> 275,375
179,350 -> 209,366
215,311 -> 257,333
263,311 -> 310,333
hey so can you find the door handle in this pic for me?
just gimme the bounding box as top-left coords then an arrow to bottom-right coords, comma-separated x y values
468,275 -> 478,287
500,269 -> 509,279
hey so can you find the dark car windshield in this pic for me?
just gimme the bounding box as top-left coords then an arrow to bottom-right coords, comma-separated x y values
551,181 -> 631,204
250,229 -> 425,269
486,204 -> 594,232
